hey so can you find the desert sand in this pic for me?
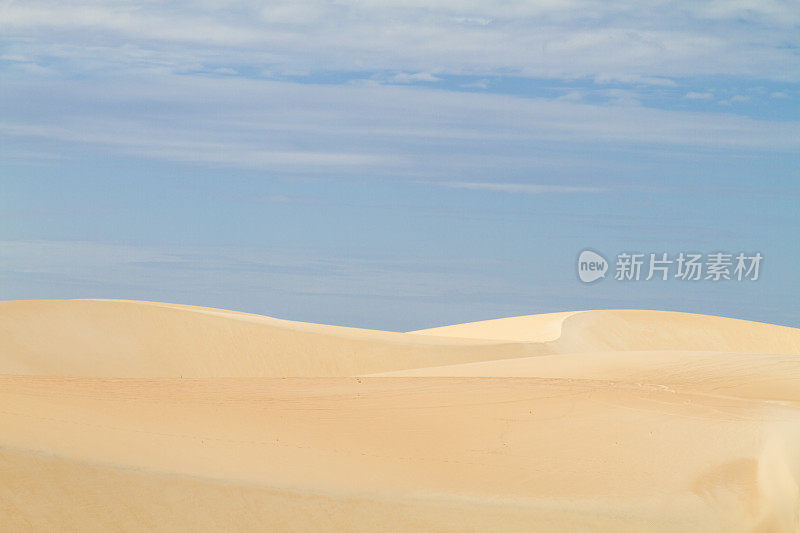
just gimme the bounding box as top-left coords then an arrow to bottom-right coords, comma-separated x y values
1,299 -> 799,531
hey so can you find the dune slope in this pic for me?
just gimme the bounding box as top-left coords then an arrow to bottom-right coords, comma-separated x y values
412,309 -> 800,354
0,299 -> 543,377
1,299 -> 799,532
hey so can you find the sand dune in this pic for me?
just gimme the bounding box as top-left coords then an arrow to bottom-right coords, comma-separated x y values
1,299 -> 799,531
0,299 -> 544,377
369,350 -> 800,402
412,309 -> 800,354
409,311 -> 582,342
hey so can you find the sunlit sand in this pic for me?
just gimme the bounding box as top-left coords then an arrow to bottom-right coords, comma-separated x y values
2,299 -> 799,531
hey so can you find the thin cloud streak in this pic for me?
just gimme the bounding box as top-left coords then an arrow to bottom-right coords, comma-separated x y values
2,76 -> 798,178
2,1 -> 799,82
438,182 -> 606,195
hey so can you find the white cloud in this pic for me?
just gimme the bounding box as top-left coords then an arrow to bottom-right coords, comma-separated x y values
390,72 -> 441,83
1,0 -> 798,82
557,90 -> 584,102
684,91 -> 714,100
594,73 -> 678,87
460,79 -> 489,89
214,67 -> 238,75
452,16 -> 493,26
2,75 -> 798,181
685,0 -> 800,26
600,89 -> 642,106
0,118 -> 394,170
437,182 -> 605,194
717,94 -> 751,106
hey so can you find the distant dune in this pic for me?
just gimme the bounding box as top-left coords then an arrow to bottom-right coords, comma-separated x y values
1,299 -> 799,531
0,299 -> 543,377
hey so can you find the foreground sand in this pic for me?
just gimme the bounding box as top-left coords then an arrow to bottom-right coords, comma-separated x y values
1,300 -> 799,531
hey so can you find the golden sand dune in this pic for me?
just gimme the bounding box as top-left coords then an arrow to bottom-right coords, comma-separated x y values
413,309 -> 800,354
0,299 -> 543,377
1,299 -> 799,532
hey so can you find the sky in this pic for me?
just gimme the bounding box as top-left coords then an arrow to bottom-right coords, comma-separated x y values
1,0 -> 799,330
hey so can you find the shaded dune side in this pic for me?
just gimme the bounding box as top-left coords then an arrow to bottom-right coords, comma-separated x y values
0,300 -> 544,378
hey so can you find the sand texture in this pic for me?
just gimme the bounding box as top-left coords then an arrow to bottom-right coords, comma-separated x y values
1,299 -> 799,531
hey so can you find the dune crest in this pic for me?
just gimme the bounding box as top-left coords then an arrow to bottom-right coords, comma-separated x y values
412,308 -> 800,354
408,311 -> 583,342
0,299 -> 542,377
2,299 -> 799,531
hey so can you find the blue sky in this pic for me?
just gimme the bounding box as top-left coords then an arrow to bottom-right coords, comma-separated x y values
1,0 -> 799,329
